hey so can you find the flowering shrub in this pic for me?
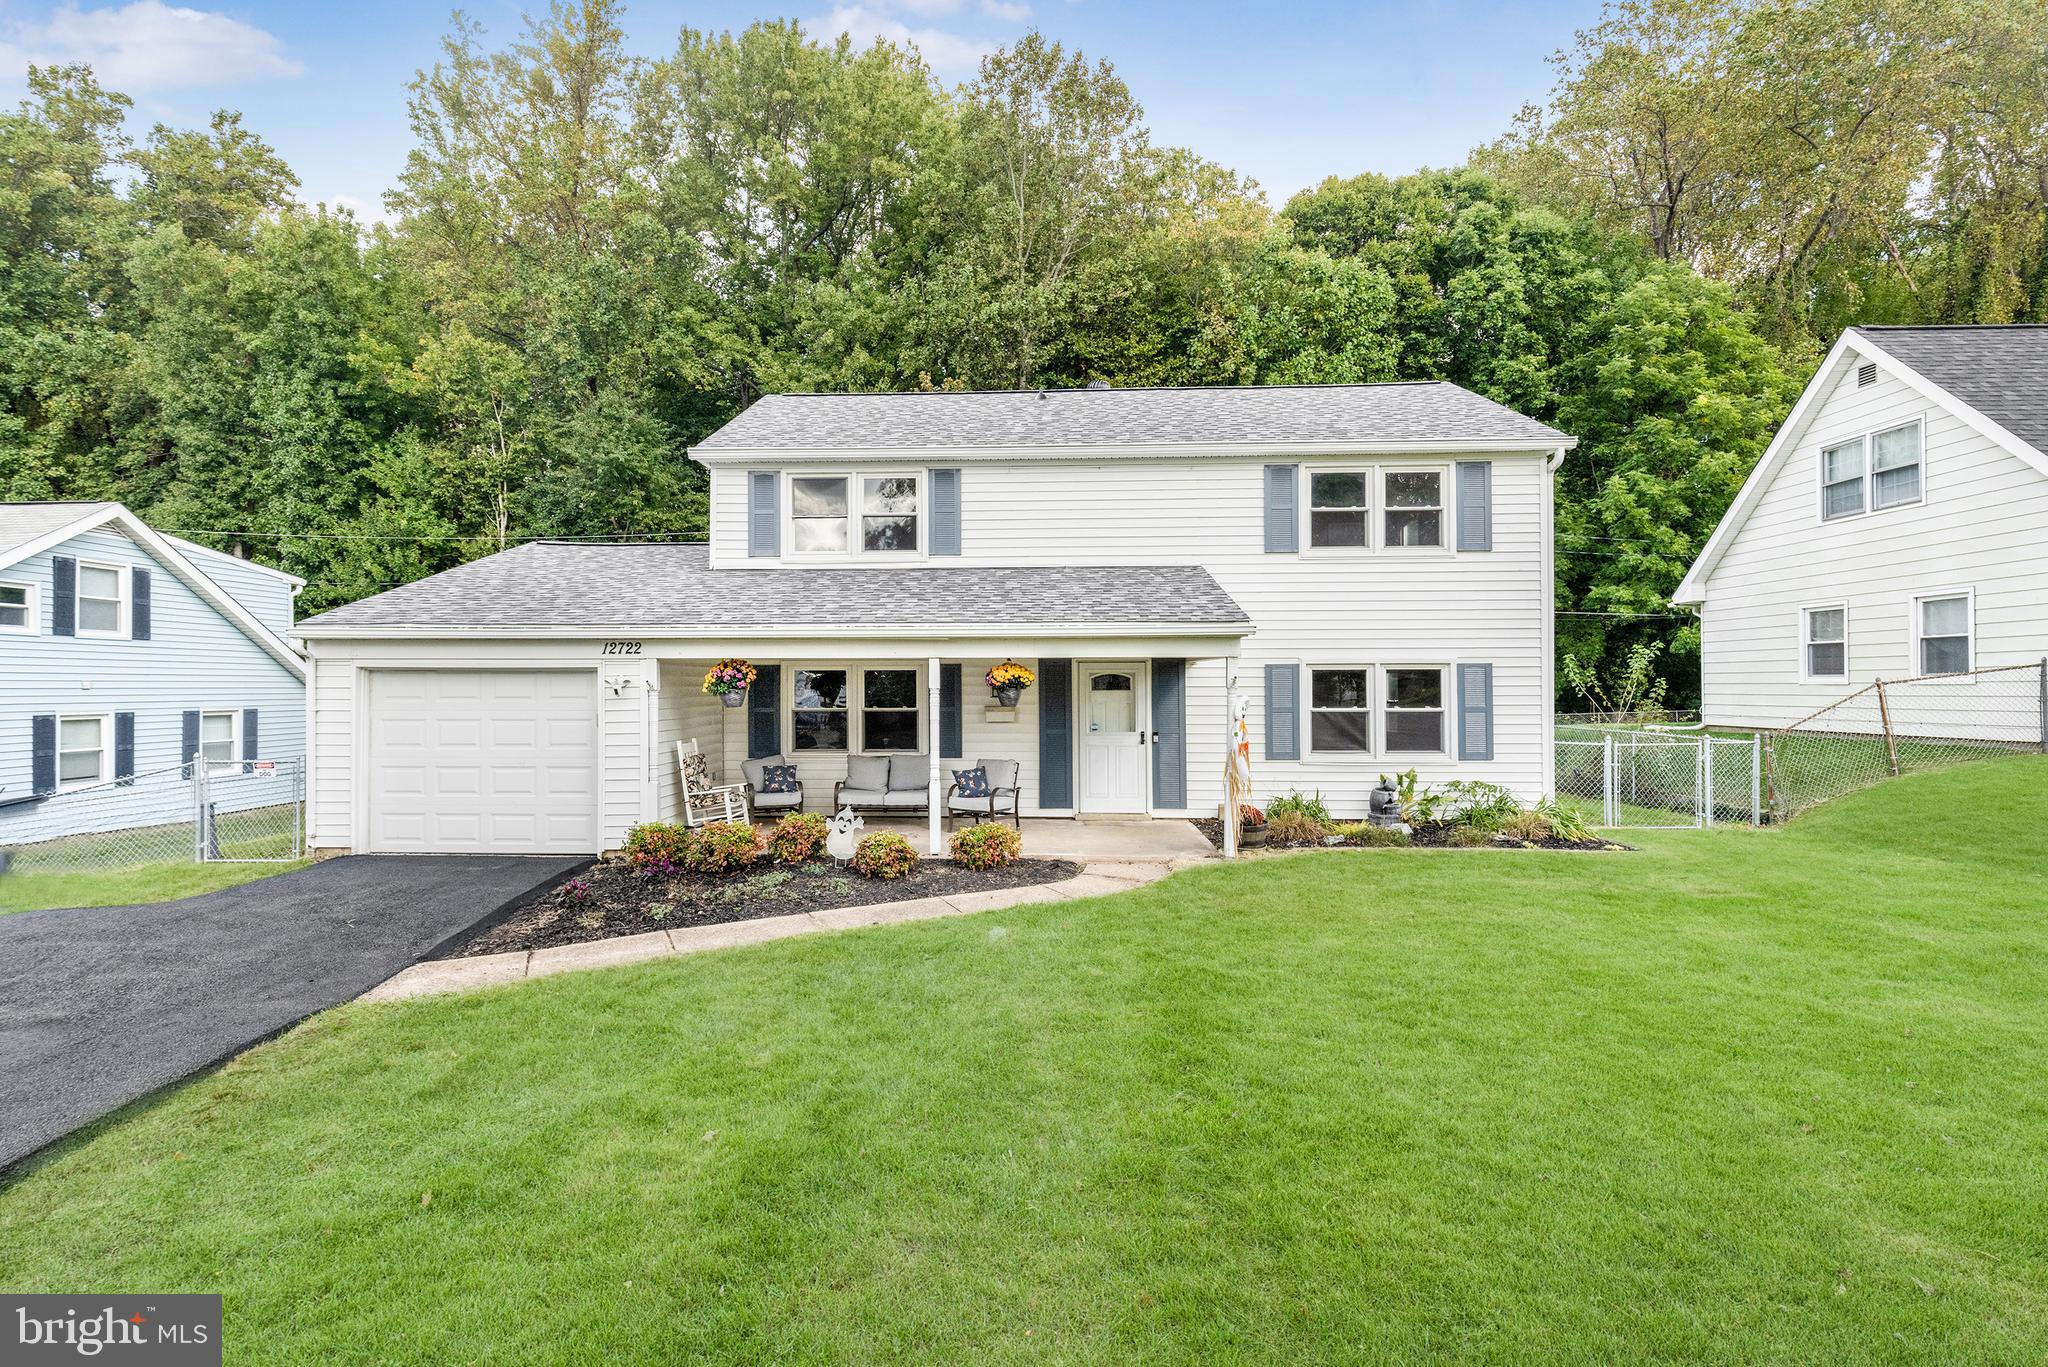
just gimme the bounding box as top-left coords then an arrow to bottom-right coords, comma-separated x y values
623,822 -> 689,875
985,660 -> 1036,691
851,831 -> 919,880
701,658 -> 758,697
768,811 -> 829,864
556,876 -> 593,905
950,821 -> 1022,870
685,821 -> 766,874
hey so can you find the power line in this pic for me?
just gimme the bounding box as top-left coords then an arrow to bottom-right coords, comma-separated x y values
160,528 -> 710,543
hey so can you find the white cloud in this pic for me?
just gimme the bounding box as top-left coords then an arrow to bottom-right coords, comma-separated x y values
0,1 -> 301,93
980,0 -> 1032,18
895,0 -> 963,15
815,5 -> 994,76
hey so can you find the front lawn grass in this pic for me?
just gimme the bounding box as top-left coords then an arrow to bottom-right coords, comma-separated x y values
5,760 -> 2047,1362
0,858 -> 308,915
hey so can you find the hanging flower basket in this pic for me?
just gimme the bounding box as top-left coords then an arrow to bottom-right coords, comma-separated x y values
985,660 -> 1035,708
703,658 -> 757,708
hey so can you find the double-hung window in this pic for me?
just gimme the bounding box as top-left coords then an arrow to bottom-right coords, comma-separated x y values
1803,605 -> 1847,681
1309,668 -> 1372,752
791,669 -> 850,750
0,582 -> 31,633
1383,667 -> 1446,753
788,473 -> 921,556
1308,473 -> 1369,549
791,477 -> 851,554
861,668 -> 921,751
1820,438 -> 1866,520
59,715 -> 108,787
1916,593 -> 1971,675
861,477 -> 919,552
1383,471 -> 1443,548
76,563 -> 124,635
1870,421 -> 1923,510
201,710 -> 240,770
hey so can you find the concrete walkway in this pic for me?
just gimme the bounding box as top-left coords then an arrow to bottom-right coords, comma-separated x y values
0,854 -> 587,1172
364,857 -> 1196,1003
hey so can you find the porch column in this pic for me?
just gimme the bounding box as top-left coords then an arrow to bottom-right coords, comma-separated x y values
928,655 -> 943,854
1222,675 -> 1238,859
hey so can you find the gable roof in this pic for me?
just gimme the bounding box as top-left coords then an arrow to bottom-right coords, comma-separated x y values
295,542 -> 1250,637
691,382 -> 1574,460
0,501 -> 305,676
1673,325 -> 2048,605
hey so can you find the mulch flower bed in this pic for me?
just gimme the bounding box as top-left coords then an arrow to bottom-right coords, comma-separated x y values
1189,818 -> 1625,853
445,855 -> 1081,957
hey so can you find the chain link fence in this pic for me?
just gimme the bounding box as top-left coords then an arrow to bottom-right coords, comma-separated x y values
0,758 -> 304,873
1764,662 -> 2047,821
1556,732 -> 1763,829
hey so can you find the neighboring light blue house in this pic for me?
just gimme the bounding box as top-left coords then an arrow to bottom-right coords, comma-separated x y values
0,502 -> 306,846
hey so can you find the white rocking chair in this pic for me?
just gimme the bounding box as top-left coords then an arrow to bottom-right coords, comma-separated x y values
675,740 -> 747,828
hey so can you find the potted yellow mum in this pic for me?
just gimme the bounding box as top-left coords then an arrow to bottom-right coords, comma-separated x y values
985,660 -> 1036,708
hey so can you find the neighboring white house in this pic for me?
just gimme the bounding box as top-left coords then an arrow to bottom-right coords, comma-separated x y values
1674,325 -> 2048,735
0,502 -> 307,845
293,382 -> 1574,856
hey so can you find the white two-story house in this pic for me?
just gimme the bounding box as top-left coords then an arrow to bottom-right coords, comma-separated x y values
294,383 -> 1573,856
1674,325 -> 2048,737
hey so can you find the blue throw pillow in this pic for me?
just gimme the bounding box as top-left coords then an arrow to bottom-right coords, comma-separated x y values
952,766 -> 989,798
761,764 -> 799,794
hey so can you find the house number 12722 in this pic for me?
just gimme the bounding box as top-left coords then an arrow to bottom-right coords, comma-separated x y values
600,640 -> 643,655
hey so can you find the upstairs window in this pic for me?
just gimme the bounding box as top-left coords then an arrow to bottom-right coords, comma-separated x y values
1308,473 -> 1369,548
1803,605 -> 1847,681
1821,438 -> 1866,520
792,669 -> 850,750
1916,593 -> 1971,675
1870,421 -> 1923,510
77,563 -> 124,636
791,477 -> 850,553
0,582 -> 31,633
1383,471 -> 1443,547
787,473 -> 921,556
861,477 -> 919,552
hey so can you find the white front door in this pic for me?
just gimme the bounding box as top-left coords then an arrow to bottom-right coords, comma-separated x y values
1078,664 -> 1147,813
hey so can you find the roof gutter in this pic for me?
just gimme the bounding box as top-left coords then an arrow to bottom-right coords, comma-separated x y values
294,621 -> 1256,642
690,437 -> 1577,465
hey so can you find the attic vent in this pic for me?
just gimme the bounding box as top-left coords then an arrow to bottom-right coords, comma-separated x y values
1857,361 -> 1878,387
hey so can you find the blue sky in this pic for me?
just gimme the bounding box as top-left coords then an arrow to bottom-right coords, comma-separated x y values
1,0 -> 1605,221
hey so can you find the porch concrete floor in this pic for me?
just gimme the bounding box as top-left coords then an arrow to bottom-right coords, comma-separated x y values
850,815 -> 1215,861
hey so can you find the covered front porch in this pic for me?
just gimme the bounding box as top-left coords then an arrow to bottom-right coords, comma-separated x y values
649,632 -> 1244,855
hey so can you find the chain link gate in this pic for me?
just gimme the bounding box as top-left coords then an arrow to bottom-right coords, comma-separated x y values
1555,731 -> 1762,829
193,756 -> 305,862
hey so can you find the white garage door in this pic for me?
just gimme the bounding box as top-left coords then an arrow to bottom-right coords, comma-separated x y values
367,670 -> 600,854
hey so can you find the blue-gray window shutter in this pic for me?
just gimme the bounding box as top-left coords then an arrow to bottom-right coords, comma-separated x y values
31,714 -> 57,795
1150,659 -> 1186,809
115,712 -> 135,784
1457,663 -> 1494,761
243,708 -> 259,772
1263,465 -> 1298,553
747,471 -> 779,558
131,566 -> 152,639
1456,461 -> 1493,552
51,555 -> 76,636
1038,659 -> 1073,809
181,710 -> 200,779
747,664 -> 781,758
940,663 -> 963,758
929,469 -> 961,556
1264,663 -> 1300,761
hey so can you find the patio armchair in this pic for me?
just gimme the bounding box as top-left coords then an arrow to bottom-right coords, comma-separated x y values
946,758 -> 1021,832
741,753 -> 804,818
674,740 -> 747,828
833,754 -> 931,814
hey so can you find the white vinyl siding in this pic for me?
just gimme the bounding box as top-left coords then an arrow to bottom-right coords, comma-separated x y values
1696,353 -> 2048,733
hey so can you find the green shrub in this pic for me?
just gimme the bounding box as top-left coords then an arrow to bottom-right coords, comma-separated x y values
623,822 -> 689,874
1336,822 -> 1410,847
1537,796 -> 1594,844
851,831 -> 919,880
1440,781 -> 1523,830
1445,824 -> 1498,847
950,822 -> 1023,870
1266,810 -> 1331,844
768,812 -> 829,864
1500,809 -> 1554,842
1266,790 -> 1332,825
684,822 -> 766,874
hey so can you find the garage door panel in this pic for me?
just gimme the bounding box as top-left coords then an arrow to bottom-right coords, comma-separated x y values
368,670 -> 599,854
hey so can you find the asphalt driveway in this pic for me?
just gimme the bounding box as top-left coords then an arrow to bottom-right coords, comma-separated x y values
0,854 -> 587,1173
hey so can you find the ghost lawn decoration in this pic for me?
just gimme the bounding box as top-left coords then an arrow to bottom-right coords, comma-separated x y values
825,807 -> 865,865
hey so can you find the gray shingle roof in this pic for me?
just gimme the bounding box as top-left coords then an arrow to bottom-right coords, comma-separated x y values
296,542 -> 1250,633
1857,326 -> 2048,458
0,501 -> 114,565
692,382 -> 1571,454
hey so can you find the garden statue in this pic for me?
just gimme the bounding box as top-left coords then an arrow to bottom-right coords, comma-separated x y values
1368,776 -> 1407,831
825,807 -> 865,864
